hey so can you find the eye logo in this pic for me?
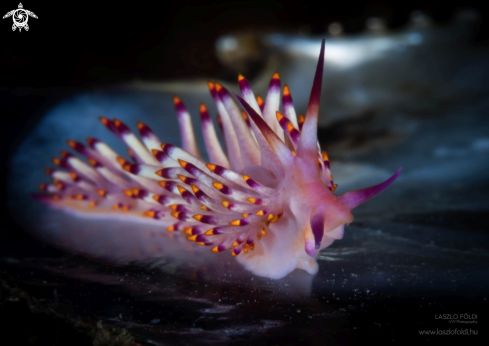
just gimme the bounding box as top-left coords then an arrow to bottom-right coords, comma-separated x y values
3,3 -> 38,32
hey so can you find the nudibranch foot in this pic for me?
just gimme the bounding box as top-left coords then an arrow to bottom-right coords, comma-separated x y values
35,39 -> 401,279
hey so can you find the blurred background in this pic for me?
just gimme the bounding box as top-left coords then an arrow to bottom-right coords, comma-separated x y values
1,1 -> 489,345
2,0 -> 489,220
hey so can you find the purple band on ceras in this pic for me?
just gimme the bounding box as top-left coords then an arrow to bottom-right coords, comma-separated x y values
153,210 -> 166,220
210,226 -> 224,235
210,164 -> 227,177
131,189 -> 149,199
238,75 -> 253,98
159,181 -> 179,194
152,149 -> 172,165
197,215 -> 219,225
277,115 -> 300,145
171,204 -> 191,213
173,212 -> 192,221
168,222 -> 188,231
179,189 -> 195,205
137,122 -> 153,139
161,143 -> 176,156
216,183 -> 232,195
192,187 -> 207,201
199,104 -> 211,123
193,233 -> 215,247
99,117 -> 118,135
153,195 -> 170,205
234,218 -> 249,226
245,177 -> 260,189
67,140 -> 92,158
178,175 -> 197,186
288,126 -> 301,145
282,86 -> 294,110
179,161 -> 200,178
268,73 -> 281,92
113,119 -> 131,135
214,244 -> 227,252
173,97 -> 189,119
86,137 -> 100,149
156,167 -> 175,179
216,83 -> 233,105
323,159 -> 330,170
194,234 -> 208,243
207,82 -> 218,100
188,225 -> 207,235
52,157 -> 70,170
88,159 -> 102,168
251,198 -> 263,205
123,164 -> 141,175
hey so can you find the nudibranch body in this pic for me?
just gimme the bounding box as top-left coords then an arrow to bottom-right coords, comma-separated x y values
34,40 -> 401,279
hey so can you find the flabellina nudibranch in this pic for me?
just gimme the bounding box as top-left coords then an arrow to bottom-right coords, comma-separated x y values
34,40 -> 401,279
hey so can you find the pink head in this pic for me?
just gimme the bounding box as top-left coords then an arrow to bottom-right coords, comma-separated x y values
232,40 -> 401,278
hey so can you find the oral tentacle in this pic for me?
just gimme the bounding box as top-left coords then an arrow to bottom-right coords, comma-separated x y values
339,167 -> 403,210
310,212 -> 325,250
297,39 -> 326,163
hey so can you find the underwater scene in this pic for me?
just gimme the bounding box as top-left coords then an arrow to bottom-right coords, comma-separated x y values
1,2 -> 488,345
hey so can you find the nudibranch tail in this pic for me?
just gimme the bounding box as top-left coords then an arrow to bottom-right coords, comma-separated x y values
35,38 -> 401,279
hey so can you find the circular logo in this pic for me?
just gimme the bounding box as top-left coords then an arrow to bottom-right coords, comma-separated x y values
13,9 -> 28,27
3,4 -> 38,32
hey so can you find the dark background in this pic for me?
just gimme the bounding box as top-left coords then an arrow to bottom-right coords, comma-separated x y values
1,1 -> 488,345
2,0 -> 489,214
2,1 -> 489,88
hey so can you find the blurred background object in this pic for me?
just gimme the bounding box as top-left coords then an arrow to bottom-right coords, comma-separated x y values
2,1 -> 489,345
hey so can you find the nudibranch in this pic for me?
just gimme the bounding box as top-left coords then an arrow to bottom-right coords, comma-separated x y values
34,40 -> 401,279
